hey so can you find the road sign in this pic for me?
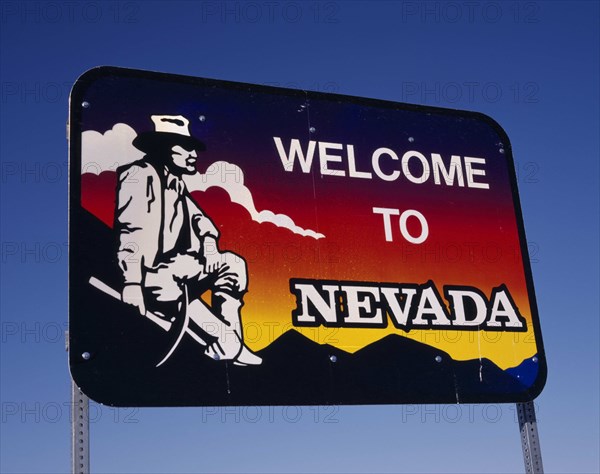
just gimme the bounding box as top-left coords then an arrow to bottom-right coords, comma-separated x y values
69,66 -> 546,406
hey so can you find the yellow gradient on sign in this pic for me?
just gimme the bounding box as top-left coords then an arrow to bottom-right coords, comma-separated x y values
242,287 -> 538,371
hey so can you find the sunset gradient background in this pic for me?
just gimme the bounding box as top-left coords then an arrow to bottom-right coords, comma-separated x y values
78,69 -> 541,371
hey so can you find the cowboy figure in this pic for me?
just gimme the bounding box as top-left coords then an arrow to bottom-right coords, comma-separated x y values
115,114 -> 262,366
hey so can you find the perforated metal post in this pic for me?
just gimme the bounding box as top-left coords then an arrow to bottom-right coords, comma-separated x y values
71,381 -> 90,474
67,331 -> 90,474
517,401 -> 544,473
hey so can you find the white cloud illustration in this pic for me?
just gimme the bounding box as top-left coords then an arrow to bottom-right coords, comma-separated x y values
81,123 -> 144,175
184,162 -> 325,240
81,123 -> 324,240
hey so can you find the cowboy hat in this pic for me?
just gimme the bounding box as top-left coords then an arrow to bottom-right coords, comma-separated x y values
133,115 -> 206,153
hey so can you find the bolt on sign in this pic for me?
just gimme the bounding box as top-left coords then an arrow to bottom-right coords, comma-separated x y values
69,67 -> 546,407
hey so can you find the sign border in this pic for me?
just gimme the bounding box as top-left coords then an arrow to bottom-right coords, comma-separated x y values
68,66 -> 547,404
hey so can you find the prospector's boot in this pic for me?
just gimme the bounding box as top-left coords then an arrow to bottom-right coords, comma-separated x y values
186,298 -> 241,361
213,292 -> 262,366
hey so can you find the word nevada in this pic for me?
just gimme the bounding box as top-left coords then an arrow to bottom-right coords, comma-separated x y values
290,279 -> 527,332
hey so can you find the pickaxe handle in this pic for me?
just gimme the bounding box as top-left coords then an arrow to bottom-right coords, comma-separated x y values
88,277 -> 172,332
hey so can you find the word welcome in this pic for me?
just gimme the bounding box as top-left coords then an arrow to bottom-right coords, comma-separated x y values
273,137 -> 490,188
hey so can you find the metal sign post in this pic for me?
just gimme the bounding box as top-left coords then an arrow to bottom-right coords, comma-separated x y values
517,401 -> 544,473
71,381 -> 90,474
67,332 -> 90,474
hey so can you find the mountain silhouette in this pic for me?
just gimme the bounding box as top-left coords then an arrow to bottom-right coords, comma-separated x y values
246,330 -> 532,405
506,355 -> 540,388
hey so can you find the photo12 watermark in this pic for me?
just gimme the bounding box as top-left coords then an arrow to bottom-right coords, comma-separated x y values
1,241 -> 68,264
200,405 -> 340,424
1,321 -> 67,344
398,240 -> 541,265
400,402 -> 542,424
198,1 -> 340,24
1,160 -> 68,184
1,400 -> 139,424
399,1 -> 541,24
1,81 -> 73,104
1,1 -> 141,25
400,81 -> 540,106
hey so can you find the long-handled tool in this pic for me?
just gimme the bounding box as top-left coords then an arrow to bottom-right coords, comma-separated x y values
88,276 -> 231,365
89,276 -> 172,331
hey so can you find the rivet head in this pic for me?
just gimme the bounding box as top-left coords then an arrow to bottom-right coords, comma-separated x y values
532,356 -> 538,363
435,355 -> 442,363
199,115 -> 206,122
81,101 -> 90,109
81,352 -> 91,360
309,126 -> 316,133
212,353 -> 220,361
329,355 -> 337,363
499,148 -> 505,154
408,136 -> 415,143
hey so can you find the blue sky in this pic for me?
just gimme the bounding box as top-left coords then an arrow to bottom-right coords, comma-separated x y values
1,1 -> 598,473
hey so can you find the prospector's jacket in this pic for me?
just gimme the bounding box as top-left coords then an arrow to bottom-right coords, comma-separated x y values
114,160 -> 219,286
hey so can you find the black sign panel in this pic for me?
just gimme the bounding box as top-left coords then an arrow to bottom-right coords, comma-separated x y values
69,67 -> 546,406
